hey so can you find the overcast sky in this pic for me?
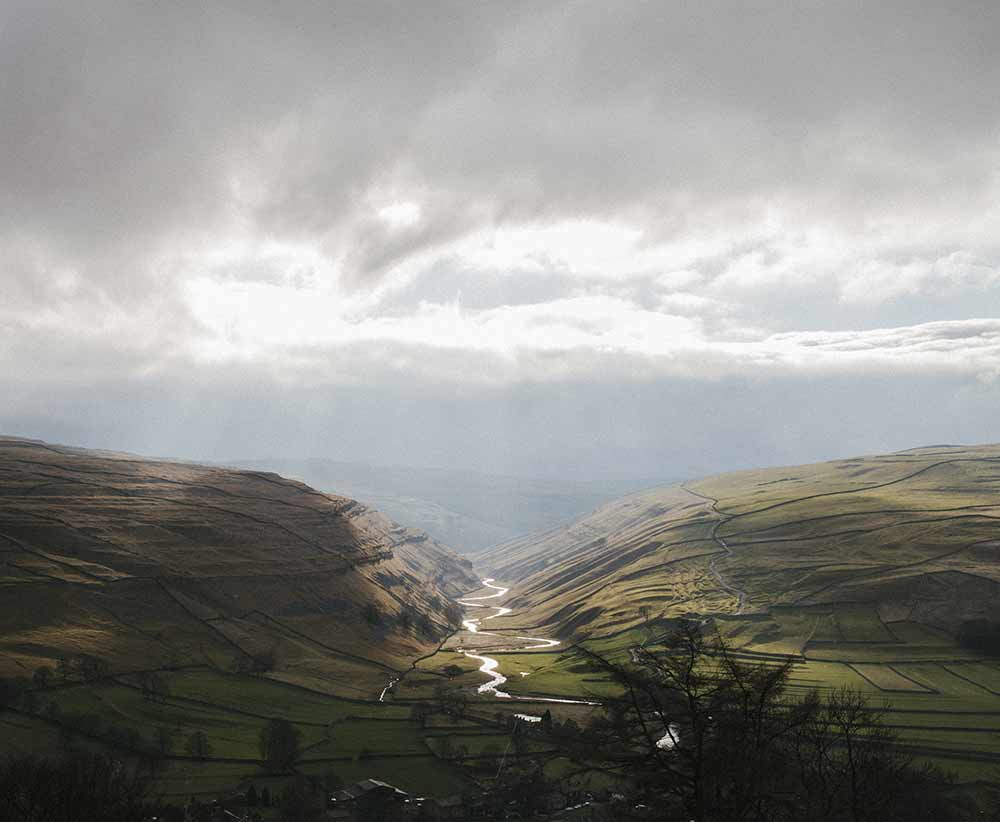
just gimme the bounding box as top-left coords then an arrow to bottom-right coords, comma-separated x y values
3,1 -> 1000,480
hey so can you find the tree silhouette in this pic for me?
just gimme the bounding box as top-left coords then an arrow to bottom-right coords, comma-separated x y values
259,718 -> 301,771
361,602 -> 382,626
570,621 -> 961,822
32,666 -> 53,689
153,726 -> 176,756
183,731 -> 212,759
0,753 -> 154,822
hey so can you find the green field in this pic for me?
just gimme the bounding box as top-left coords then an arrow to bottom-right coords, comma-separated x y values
3,665 -> 518,800
436,624 -> 1000,781
9,438 -> 1000,800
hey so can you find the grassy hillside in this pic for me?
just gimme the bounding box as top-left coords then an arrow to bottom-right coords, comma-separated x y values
0,437 -> 478,698
484,443 -> 1000,638
0,437 -> 548,802
471,444 -> 1000,778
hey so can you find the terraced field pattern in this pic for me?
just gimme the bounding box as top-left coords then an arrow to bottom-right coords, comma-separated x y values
0,436 -> 509,800
8,438 -> 1000,793
480,444 -> 1000,777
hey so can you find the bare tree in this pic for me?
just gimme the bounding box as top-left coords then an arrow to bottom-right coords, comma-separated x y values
570,620 -> 959,822
139,672 -> 170,703
361,602 -> 382,626
0,753 -> 154,822
153,726 -> 176,756
789,688 -> 957,822
31,666 -> 53,689
183,731 -> 212,759
259,718 -> 301,772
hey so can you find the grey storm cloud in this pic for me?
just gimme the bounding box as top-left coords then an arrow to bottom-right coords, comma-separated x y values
4,1 -> 1000,289
3,1 -> 1000,477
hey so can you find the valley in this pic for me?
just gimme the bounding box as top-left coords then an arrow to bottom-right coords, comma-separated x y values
231,458 -> 666,554
0,438 -> 610,812
6,437 -> 1000,813
451,579 -> 595,706
0,437 -> 493,800
8,4 -> 998,818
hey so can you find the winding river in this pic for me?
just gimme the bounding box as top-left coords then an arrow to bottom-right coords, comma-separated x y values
378,578 -> 597,705
455,579 -> 597,705
381,579 -> 678,743
457,579 -> 675,753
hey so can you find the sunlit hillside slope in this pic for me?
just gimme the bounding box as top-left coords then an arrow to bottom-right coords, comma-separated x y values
484,444 -> 1000,646
0,437 -> 477,699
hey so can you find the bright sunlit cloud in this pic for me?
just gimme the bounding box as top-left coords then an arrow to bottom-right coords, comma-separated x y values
5,1 -> 1000,472
377,201 -> 422,228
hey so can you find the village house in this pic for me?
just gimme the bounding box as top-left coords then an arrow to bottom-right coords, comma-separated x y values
424,794 -> 465,820
328,779 -> 418,821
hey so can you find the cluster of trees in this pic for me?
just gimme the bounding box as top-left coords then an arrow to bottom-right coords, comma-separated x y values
3,672 -> 309,774
56,654 -> 110,683
31,665 -> 54,689
432,682 -> 469,717
0,676 -> 33,709
38,700 -> 213,762
242,772 -> 341,822
567,621 -> 967,822
420,612 -> 439,636
0,657 -> 110,707
443,601 -> 464,628
425,591 -> 464,628
442,663 -> 465,679
273,774 -> 325,822
230,650 -> 277,675
360,601 -> 443,638
957,619 -> 1000,655
137,672 -> 170,702
0,664 -> 217,765
0,660 -> 109,710
359,583 -> 473,637
259,718 -> 301,771
0,753 -> 155,822
396,609 -> 413,631
0,752 -> 345,822
437,736 -> 471,761
183,730 -> 213,758
492,759 -> 557,819
40,702 -> 142,752
361,601 -> 383,626
2,664 -> 172,715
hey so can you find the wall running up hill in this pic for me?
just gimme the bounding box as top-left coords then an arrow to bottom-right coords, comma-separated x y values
483,444 -> 1000,641
0,437 -> 478,699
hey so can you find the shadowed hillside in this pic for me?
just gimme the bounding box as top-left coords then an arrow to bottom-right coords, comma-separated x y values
0,437 -> 477,699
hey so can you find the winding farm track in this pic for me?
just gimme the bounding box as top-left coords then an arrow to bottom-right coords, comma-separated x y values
681,484 -> 748,614
680,455 -> 1000,617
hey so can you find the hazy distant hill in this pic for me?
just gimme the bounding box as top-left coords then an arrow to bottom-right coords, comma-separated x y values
231,458 -> 671,554
0,437 -> 477,698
